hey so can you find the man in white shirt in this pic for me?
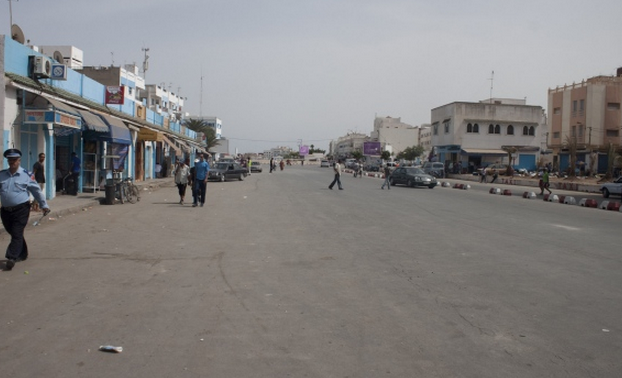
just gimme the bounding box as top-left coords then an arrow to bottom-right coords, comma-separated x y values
329,160 -> 344,190
173,158 -> 190,205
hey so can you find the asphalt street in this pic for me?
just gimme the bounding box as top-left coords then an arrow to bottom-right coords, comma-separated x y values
1,165 -> 620,377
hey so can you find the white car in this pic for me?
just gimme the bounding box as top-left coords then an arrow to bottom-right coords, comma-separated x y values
600,177 -> 622,198
320,160 -> 330,168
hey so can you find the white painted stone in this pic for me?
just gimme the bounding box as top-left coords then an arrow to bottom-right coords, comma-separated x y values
462,184 -> 471,190
525,192 -> 537,199
547,194 -> 559,202
563,196 -> 577,205
578,198 -> 588,207
600,201 -> 610,210
442,182 -> 451,187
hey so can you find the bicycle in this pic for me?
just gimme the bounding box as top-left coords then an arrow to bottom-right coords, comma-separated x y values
115,177 -> 140,204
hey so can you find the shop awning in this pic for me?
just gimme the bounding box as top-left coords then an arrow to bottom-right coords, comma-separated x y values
161,135 -> 182,155
173,137 -> 192,153
46,98 -> 81,118
78,110 -> 109,133
461,148 -> 507,155
98,114 -> 132,145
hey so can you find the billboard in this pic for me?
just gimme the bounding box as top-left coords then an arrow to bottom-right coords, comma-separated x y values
363,142 -> 381,155
299,145 -> 309,156
105,85 -> 125,105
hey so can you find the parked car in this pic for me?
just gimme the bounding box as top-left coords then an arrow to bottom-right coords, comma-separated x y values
250,161 -> 263,173
390,167 -> 437,189
422,162 -> 445,178
208,162 -> 247,182
320,160 -> 330,168
600,176 -> 622,198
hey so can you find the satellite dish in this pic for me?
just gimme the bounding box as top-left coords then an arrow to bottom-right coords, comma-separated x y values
53,50 -> 64,63
11,24 -> 25,44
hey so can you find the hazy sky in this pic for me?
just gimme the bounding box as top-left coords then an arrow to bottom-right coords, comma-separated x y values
5,0 -> 622,153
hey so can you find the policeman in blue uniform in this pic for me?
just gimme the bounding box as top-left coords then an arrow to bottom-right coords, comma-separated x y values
0,149 -> 51,271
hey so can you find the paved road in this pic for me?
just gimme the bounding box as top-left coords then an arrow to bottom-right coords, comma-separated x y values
1,165 -> 620,377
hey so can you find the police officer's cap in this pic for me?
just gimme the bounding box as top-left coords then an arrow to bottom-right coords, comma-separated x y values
3,148 -> 22,159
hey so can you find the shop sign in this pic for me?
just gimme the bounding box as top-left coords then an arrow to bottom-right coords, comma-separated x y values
24,109 -> 81,129
138,128 -> 163,141
105,85 -> 125,105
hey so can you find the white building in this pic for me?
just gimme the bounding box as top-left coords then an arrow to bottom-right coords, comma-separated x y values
430,98 -> 546,171
191,116 -> 222,139
370,116 -> 419,157
330,132 -> 370,158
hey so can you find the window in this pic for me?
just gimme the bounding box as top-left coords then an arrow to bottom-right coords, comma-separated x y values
507,125 -> 514,135
553,132 -> 560,139
571,126 -> 576,137
572,100 -> 577,114
443,119 -> 450,133
473,123 -> 479,133
529,126 -> 535,136
433,122 -> 439,135
554,107 -> 561,115
467,123 -> 473,133
606,130 -> 619,137
523,126 -> 529,135
608,102 -> 621,110
489,124 -> 494,134
579,99 -> 584,113
578,126 -> 583,138
494,124 -> 500,134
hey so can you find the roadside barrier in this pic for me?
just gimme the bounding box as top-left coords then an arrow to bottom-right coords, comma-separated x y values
563,196 -> 577,205
453,183 -> 464,189
522,192 -> 537,199
600,201 -> 621,211
442,182 -> 451,187
489,188 -> 501,194
547,194 -> 559,202
503,189 -> 512,196
579,198 -> 598,208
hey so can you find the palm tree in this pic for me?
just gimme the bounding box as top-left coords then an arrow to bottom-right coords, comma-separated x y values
183,118 -> 220,152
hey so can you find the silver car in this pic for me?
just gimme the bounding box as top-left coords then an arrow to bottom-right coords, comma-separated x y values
601,176 -> 622,198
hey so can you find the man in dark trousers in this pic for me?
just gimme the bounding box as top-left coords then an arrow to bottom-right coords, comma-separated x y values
0,149 -> 51,271
69,152 -> 81,195
31,152 -> 46,211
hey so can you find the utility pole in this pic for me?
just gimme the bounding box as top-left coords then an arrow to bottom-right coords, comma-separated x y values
9,0 -> 18,31
488,70 -> 494,103
141,47 -> 150,80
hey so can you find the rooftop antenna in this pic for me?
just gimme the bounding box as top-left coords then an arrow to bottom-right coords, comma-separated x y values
141,47 -> 150,80
8,0 -> 19,33
488,70 -> 494,103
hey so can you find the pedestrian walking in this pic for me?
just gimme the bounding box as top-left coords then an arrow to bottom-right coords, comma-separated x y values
381,164 -> 392,190
248,158 -> 252,176
357,160 -> 363,178
490,169 -> 499,183
192,154 -> 209,207
31,152 -> 46,211
174,158 -> 190,205
270,158 -> 274,173
0,149 -> 51,271
540,169 -> 552,195
328,160 -> 343,190
189,158 -> 198,205
480,167 -> 487,183
69,152 -> 81,195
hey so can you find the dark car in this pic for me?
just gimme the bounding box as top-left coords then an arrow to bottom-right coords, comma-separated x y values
390,167 -> 437,188
208,162 -> 247,182
250,161 -> 263,173
422,162 -> 445,178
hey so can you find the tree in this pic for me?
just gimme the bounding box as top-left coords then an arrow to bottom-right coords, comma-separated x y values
564,135 -> 578,178
183,118 -> 220,152
502,146 -> 517,176
351,149 -> 363,160
381,150 -> 391,161
396,146 -> 425,161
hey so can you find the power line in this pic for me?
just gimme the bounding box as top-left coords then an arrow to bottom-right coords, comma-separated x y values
226,137 -> 335,143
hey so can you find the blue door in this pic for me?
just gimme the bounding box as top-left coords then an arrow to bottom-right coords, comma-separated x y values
517,154 -> 536,170
559,154 -> 569,172
598,154 -> 608,174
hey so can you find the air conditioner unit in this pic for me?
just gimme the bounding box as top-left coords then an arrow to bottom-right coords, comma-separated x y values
33,56 -> 52,78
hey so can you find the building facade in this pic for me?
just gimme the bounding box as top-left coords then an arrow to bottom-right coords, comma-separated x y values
430,99 -> 546,172
370,116 -> 418,157
548,69 -> 622,173
1,35 -> 203,199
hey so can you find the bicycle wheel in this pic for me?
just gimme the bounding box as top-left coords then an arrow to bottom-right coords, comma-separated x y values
131,184 -> 140,202
118,184 -> 125,204
125,184 -> 138,204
